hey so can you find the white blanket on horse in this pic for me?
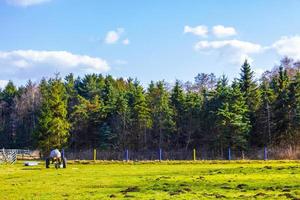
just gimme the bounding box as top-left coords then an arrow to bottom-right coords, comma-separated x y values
50,149 -> 61,158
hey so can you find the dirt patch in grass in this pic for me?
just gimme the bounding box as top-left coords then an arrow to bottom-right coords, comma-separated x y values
197,176 -> 205,180
203,193 -> 226,198
279,193 -> 299,200
263,166 -> 272,169
155,176 -> 171,181
121,186 -> 140,194
217,183 -> 232,190
236,183 -> 248,189
169,189 -> 184,196
254,192 -> 267,197
183,187 -> 192,192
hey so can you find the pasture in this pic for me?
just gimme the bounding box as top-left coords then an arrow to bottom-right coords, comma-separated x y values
0,161 -> 299,199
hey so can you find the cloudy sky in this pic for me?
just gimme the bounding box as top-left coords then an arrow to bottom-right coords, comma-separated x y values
1,0 -> 300,88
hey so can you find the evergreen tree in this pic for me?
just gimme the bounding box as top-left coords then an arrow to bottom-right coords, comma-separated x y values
170,80 -> 186,148
184,90 -> 202,149
288,72 -> 300,146
129,80 -> 152,150
217,80 -> 251,152
272,66 -> 290,145
36,76 -> 70,153
0,81 -> 18,147
147,81 -> 175,149
71,95 -> 105,149
256,79 -> 275,146
239,60 -> 261,145
112,91 -> 130,149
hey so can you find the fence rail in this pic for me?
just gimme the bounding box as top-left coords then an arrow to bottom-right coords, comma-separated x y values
1,147 -> 299,162
64,147 -> 300,161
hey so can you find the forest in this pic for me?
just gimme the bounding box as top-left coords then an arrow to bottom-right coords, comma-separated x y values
0,57 -> 300,155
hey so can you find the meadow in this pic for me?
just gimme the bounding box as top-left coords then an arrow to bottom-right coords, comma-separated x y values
0,160 -> 299,199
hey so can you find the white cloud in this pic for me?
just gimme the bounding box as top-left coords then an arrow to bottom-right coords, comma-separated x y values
0,80 -> 9,89
184,25 -> 208,37
122,39 -> 130,45
6,0 -> 51,7
114,59 -> 128,65
104,28 -> 124,44
212,25 -> 237,38
194,40 -> 262,65
272,36 -> 300,60
0,50 -> 110,80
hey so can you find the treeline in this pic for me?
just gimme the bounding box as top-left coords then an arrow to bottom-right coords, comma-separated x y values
0,58 -> 300,155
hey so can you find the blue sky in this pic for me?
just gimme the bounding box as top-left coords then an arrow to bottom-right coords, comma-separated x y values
1,0 -> 300,88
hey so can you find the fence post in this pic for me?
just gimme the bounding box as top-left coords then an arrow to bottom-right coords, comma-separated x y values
193,148 -> 196,161
264,146 -> 268,161
125,149 -> 129,162
228,147 -> 231,160
159,148 -> 162,161
62,149 -> 65,159
93,149 -> 96,161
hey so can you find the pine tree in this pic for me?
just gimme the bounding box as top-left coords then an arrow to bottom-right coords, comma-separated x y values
65,73 -> 78,114
113,91 -> 130,149
36,76 -> 70,153
256,79 -> 275,146
239,60 -> 261,145
0,81 -> 18,148
77,74 -> 104,99
288,72 -> 300,146
129,80 -> 152,150
71,94 -> 105,149
147,81 -> 175,149
272,66 -> 290,145
184,90 -> 202,149
170,80 -> 186,148
217,80 -> 251,152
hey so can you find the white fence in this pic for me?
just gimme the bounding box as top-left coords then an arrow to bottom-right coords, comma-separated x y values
0,149 -> 41,164
0,148 -> 17,164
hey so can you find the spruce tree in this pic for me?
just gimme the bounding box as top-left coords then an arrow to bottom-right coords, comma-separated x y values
0,81 -> 17,148
256,79 -> 275,146
36,76 -> 70,153
288,72 -> 300,146
217,79 -> 251,153
147,81 -> 175,149
272,66 -> 290,145
130,80 -> 152,150
170,80 -> 186,148
239,60 -> 261,145
71,95 -> 105,149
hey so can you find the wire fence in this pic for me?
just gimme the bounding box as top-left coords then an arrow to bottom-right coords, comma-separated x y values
2,146 -> 299,162
64,147 -> 300,161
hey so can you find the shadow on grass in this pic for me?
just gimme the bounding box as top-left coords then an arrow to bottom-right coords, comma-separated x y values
22,168 -> 42,170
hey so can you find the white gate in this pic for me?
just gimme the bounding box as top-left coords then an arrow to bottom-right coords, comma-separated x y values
0,148 -> 17,164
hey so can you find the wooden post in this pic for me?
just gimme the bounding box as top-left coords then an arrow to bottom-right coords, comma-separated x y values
93,149 -> 96,161
193,149 -> 196,161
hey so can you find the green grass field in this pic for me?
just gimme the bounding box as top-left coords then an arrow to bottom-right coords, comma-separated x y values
0,161 -> 299,199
